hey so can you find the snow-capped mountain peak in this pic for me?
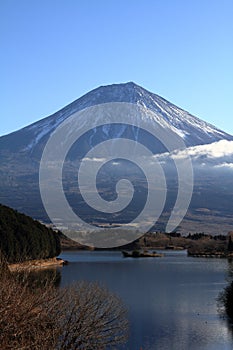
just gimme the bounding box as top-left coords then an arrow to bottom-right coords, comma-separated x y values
0,82 -> 232,156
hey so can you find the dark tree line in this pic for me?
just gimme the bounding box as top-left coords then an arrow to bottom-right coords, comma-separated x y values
186,232 -> 227,241
0,204 -> 60,263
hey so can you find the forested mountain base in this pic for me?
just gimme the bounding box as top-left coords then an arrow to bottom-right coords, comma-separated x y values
0,204 -> 61,263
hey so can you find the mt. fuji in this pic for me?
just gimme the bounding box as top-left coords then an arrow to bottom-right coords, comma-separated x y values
0,82 -> 232,157
0,82 -> 232,235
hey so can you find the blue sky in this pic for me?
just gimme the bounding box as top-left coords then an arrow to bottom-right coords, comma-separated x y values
1,0 -> 233,136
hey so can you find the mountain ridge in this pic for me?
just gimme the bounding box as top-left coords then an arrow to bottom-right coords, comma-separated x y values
0,82 -> 233,235
1,82 -> 232,155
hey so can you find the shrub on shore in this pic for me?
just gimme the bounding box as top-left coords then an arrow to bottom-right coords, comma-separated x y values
218,280 -> 233,323
0,270 -> 128,350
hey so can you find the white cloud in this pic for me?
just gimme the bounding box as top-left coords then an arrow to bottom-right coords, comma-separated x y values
82,157 -> 106,162
76,140 -> 233,172
170,140 -> 233,160
214,162 -> 233,169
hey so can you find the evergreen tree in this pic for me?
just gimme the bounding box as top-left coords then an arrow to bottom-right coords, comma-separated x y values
228,235 -> 233,252
0,204 -> 61,263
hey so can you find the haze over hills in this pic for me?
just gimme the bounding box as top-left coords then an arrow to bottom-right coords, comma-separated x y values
0,82 -> 233,237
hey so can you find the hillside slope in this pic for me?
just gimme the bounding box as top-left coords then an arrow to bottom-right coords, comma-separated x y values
0,204 -> 61,263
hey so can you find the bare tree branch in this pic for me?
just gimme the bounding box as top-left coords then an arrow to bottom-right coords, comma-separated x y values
0,267 -> 128,350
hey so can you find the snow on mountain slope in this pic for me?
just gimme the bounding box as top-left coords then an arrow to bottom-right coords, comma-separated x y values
1,83 -> 233,235
0,82 -> 232,156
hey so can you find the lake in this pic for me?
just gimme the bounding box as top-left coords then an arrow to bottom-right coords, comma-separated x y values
58,250 -> 233,350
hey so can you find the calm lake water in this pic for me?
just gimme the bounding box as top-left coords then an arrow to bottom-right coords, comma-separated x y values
58,250 -> 233,350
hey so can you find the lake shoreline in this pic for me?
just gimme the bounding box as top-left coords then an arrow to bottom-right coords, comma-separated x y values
59,249 -> 232,349
60,231 -> 233,258
8,257 -> 67,271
